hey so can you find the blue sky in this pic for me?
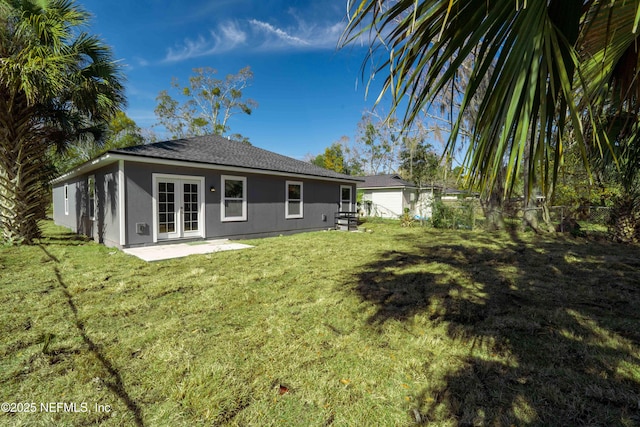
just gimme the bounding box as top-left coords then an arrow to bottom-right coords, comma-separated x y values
79,0 -> 385,160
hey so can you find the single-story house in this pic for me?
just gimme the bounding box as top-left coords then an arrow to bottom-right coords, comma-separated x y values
357,174 -> 437,219
52,135 -> 361,248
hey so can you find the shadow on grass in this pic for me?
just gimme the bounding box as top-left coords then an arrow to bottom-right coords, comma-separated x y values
352,231 -> 640,425
39,246 -> 144,427
39,234 -> 92,246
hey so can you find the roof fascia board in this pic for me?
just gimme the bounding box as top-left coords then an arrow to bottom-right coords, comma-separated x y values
360,185 -> 417,190
50,154 -> 117,185
106,153 -> 362,183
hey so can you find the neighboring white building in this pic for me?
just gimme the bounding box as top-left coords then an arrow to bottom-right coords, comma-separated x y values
357,174 -> 437,219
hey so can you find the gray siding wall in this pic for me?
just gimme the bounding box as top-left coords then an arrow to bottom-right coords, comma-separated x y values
124,161 -> 356,246
124,162 -> 154,246
52,163 -> 121,247
96,163 -> 121,247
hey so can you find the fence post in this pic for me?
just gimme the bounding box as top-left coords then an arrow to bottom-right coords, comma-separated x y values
472,204 -> 476,230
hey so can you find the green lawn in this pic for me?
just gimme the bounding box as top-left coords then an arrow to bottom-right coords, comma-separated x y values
1,220 -> 639,426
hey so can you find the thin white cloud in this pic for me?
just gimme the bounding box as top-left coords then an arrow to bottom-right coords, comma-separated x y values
248,19 -> 310,47
164,21 -> 247,62
163,18 -> 344,63
248,18 -> 346,50
219,21 -> 248,46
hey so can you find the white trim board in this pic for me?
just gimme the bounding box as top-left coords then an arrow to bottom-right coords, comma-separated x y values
118,160 -> 126,247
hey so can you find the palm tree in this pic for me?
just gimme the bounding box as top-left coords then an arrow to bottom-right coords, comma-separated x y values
342,0 -> 640,207
0,0 -> 124,244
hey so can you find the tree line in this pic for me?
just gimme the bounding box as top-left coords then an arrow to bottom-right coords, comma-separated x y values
308,112 -> 458,191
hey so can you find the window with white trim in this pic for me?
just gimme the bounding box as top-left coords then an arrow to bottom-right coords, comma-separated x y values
221,175 -> 247,221
64,184 -> 69,215
340,185 -> 352,212
88,175 -> 96,220
285,181 -> 303,219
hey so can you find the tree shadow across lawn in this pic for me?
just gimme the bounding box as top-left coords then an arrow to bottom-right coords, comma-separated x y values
38,246 -> 144,426
352,230 -> 640,425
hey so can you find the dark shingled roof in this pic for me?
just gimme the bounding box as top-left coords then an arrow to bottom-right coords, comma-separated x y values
110,135 -> 361,181
357,174 -> 416,189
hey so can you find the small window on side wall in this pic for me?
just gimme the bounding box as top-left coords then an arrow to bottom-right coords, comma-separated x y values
286,181 -> 303,219
64,184 -> 69,215
88,175 -> 96,220
221,175 -> 247,221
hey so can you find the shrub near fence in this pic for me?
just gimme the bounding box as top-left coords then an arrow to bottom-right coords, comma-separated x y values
431,200 -> 477,230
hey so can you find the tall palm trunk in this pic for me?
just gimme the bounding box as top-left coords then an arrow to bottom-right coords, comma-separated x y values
0,95 -> 49,243
608,192 -> 640,243
480,167 -> 506,231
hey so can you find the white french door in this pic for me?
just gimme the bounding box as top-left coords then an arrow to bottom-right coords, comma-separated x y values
154,175 -> 204,241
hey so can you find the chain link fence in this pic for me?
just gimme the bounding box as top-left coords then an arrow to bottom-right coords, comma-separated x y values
532,206 -> 611,232
431,201 -> 611,232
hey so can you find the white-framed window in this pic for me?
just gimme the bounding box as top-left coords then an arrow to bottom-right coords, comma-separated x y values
340,185 -> 352,212
221,175 -> 247,222
88,175 -> 96,220
285,181 -> 303,219
64,184 -> 69,215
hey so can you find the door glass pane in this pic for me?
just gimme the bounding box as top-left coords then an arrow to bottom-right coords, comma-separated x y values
158,181 -> 176,235
159,179 -> 200,236
183,182 -> 199,232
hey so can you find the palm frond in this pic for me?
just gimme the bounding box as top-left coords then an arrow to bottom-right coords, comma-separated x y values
343,0 -> 640,197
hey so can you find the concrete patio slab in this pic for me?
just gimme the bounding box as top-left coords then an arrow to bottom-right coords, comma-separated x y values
123,239 -> 253,262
